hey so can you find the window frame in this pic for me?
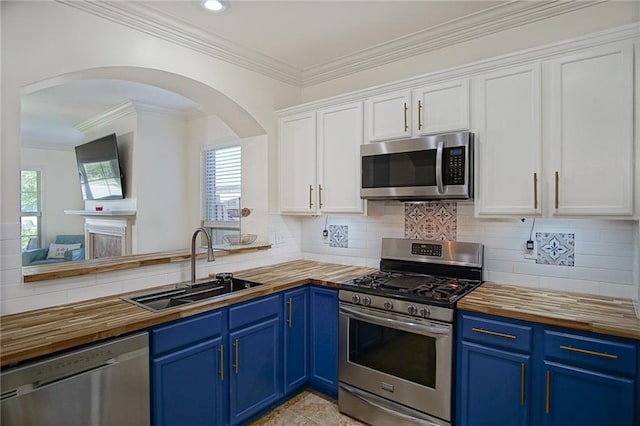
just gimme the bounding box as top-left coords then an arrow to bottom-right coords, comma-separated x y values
20,168 -> 44,251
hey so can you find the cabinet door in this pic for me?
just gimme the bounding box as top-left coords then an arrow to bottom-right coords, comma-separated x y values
283,287 -> 309,395
457,341 -> 531,426
229,318 -> 281,424
365,90 -> 411,142
413,79 -> 469,136
309,287 -> 339,398
475,64 -> 542,216
279,112 -> 317,213
317,102 -> 364,214
547,42 -> 634,216
152,337 -> 225,426
542,361 -> 635,426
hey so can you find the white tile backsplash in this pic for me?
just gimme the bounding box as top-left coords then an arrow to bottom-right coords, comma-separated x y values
1,212 -> 638,315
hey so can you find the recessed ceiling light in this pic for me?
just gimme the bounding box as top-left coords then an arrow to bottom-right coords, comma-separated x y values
202,0 -> 227,12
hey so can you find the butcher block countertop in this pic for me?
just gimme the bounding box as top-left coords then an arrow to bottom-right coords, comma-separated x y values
3,262 -> 639,368
0,260 -> 374,367
459,282 -> 640,340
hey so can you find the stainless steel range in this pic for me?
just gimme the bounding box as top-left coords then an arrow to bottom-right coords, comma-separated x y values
338,238 -> 483,426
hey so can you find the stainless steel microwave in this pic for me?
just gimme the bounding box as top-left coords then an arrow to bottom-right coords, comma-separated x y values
360,131 -> 473,201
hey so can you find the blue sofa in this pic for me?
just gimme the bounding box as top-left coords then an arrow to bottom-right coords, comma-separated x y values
22,235 -> 86,266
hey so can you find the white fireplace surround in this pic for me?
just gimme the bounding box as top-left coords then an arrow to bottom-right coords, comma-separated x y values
64,210 -> 135,259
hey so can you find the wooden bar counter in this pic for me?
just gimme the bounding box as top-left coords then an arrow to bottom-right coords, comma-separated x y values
458,282 -> 640,340
1,260 -> 374,367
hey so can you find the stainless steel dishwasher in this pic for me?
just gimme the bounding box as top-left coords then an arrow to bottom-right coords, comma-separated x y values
0,332 -> 149,426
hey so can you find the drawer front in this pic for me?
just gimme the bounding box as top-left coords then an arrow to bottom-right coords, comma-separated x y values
544,330 -> 636,376
229,294 -> 280,330
151,309 -> 224,356
460,313 -> 533,353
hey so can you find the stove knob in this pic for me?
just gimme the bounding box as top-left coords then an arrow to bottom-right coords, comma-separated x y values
383,301 -> 394,311
407,304 -> 418,315
419,307 -> 431,318
361,296 -> 372,306
351,294 -> 361,304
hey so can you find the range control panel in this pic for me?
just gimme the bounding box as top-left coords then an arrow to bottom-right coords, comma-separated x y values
411,243 -> 442,257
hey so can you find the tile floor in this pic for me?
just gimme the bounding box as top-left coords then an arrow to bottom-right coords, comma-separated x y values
251,390 -> 368,426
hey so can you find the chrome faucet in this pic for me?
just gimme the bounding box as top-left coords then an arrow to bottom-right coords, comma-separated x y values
191,227 -> 215,286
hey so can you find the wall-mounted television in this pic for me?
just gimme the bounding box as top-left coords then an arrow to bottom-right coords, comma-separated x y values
75,133 -> 125,201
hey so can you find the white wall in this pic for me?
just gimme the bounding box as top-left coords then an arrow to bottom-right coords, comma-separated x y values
21,147 -> 85,245
134,109 -> 190,253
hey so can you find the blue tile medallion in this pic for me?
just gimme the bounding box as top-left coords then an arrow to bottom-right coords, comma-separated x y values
329,225 -> 348,248
404,202 -> 457,241
536,232 -> 575,266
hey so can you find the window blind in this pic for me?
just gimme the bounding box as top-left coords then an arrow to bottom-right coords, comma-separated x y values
202,145 -> 241,228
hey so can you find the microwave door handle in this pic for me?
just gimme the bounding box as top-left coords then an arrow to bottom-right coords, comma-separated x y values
435,141 -> 444,194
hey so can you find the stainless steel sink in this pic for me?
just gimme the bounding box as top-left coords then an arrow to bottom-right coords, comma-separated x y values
122,277 -> 264,312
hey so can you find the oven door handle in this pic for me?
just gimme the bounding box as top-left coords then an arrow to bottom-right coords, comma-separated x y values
340,305 -> 450,338
340,383 -> 445,426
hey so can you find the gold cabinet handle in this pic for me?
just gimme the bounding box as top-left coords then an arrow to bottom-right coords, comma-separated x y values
218,345 -> 224,381
545,371 -> 551,414
233,339 -> 239,374
403,102 -> 408,132
309,184 -> 314,209
520,363 -> 525,406
418,100 -> 423,130
318,184 -> 323,209
287,298 -> 293,328
533,173 -> 538,210
471,327 -> 516,340
559,345 -> 618,360
554,171 -> 559,209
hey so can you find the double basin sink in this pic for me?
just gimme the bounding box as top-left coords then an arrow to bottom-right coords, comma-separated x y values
123,275 -> 263,312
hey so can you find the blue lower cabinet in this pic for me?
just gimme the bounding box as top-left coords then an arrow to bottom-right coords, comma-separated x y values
228,295 -> 282,425
150,310 -> 227,426
458,341 -> 531,426
283,287 -> 309,395
309,286 -> 339,398
457,311 -> 638,426
152,336 -> 225,426
542,361 -> 635,426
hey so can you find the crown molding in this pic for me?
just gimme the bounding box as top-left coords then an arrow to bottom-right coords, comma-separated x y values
75,101 -> 137,134
56,0 -> 302,86
58,0 -> 604,88
278,22 -> 640,115
300,1 -> 605,86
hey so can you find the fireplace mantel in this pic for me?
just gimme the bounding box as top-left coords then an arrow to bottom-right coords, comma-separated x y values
64,210 -> 136,219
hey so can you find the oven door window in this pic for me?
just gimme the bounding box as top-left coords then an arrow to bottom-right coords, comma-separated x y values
361,150 -> 437,188
348,316 -> 436,388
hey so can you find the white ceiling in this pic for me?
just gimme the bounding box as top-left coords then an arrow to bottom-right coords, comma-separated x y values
23,0 -> 582,146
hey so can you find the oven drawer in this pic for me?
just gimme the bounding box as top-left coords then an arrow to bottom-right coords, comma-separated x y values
460,313 -> 532,353
543,330 -> 636,376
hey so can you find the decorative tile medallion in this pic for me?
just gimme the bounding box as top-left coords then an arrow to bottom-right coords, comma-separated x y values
404,202 -> 457,241
536,232 -> 575,266
329,225 -> 348,248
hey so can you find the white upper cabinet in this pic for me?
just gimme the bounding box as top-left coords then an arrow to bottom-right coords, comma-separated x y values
279,111 -> 316,214
365,90 -> 412,142
365,80 -> 470,143
413,80 -> 470,136
279,102 -> 364,215
474,64 -> 542,216
546,42 -> 634,217
317,102 -> 364,214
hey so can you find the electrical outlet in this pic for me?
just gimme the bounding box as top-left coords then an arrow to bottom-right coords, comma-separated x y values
523,240 -> 536,260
